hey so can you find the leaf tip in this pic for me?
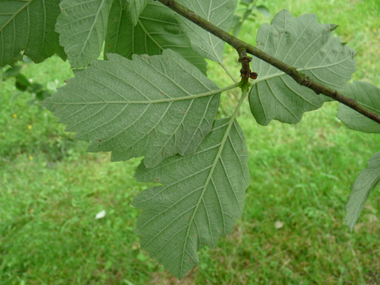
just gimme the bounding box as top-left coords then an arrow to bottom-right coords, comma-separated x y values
330,24 -> 339,31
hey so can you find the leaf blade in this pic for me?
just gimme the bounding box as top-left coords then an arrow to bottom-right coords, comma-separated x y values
176,0 -> 238,64
43,50 -> 220,168
345,151 -> 380,231
249,10 -> 356,125
56,0 -> 112,68
0,0 -> 64,67
105,1 -> 207,74
338,81 -> 380,133
124,0 -> 149,26
133,118 -> 250,279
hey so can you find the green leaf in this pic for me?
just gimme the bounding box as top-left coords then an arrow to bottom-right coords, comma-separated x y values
3,66 -> 22,78
255,5 -> 270,18
29,82 -> 44,93
345,152 -> 380,231
337,81 -> 380,133
132,118 -> 250,279
0,0 -> 64,67
36,90 -> 51,101
105,1 -> 207,74
249,9 -> 356,125
15,73 -> 30,91
124,0 -> 149,26
176,0 -> 238,64
56,0 -> 112,68
43,50 -> 221,168
232,21 -> 243,37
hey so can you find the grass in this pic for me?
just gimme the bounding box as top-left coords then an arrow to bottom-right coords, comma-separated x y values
1,0 -> 380,284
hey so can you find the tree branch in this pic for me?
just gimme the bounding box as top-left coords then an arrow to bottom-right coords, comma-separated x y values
158,0 -> 380,125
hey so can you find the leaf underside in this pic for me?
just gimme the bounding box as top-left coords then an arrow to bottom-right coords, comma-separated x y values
124,0 -> 150,26
0,0 -> 64,67
42,50 -> 220,168
249,9 -> 356,125
338,81 -> 380,133
177,0 -> 238,64
105,1 -> 207,75
345,151 -> 380,231
133,118 -> 250,279
56,0 -> 112,68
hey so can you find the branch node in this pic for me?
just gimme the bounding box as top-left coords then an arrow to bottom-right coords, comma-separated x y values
238,48 -> 253,84
238,56 -> 252,63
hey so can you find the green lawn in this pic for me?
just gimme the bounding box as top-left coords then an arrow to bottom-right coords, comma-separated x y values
1,0 -> 380,284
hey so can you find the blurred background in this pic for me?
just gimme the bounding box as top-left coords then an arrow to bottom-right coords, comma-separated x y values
1,0 -> 380,284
